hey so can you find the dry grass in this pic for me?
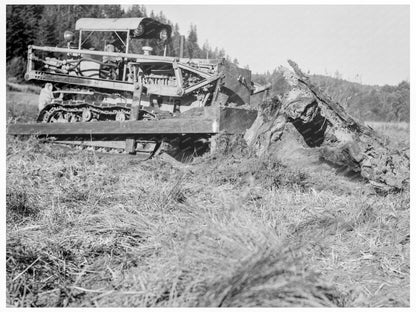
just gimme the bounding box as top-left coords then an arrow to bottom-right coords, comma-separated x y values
6,89 -> 410,307
366,121 -> 409,131
6,89 -> 39,123
366,121 -> 410,151
7,81 -> 42,94
6,135 -> 409,307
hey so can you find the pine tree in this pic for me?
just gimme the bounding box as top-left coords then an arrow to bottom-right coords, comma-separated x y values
170,23 -> 181,57
36,6 -> 60,46
123,5 -> 145,18
6,5 -> 43,60
202,40 -> 210,59
102,5 -> 123,18
158,11 -> 167,23
187,24 -> 201,58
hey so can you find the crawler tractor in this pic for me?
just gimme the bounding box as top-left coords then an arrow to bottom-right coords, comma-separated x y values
9,17 -> 270,157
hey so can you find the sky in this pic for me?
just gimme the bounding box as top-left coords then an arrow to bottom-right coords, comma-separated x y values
143,5 -> 409,86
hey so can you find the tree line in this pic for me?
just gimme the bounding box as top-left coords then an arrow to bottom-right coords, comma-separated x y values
253,70 -> 410,122
7,5 -> 409,122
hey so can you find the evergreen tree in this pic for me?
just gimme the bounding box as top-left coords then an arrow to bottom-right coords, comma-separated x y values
170,23 -> 181,57
6,5 -> 43,60
36,6 -> 60,46
202,40 -> 210,59
102,5 -> 123,18
123,5 -> 145,18
187,24 -> 200,58
158,11 -> 167,23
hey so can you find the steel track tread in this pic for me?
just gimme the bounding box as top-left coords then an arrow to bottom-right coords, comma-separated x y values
37,101 -> 173,123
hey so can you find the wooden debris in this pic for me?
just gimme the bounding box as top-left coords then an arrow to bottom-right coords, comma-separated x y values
245,60 -> 409,192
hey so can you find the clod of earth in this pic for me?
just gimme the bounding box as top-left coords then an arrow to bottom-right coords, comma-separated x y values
245,60 -> 409,192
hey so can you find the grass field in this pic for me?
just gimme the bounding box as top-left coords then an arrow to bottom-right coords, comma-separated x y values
6,89 -> 410,307
6,83 -> 39,123
366,121 -> 410,152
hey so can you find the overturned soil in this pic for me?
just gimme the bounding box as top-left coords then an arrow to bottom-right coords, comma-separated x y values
266,124 -> 372,195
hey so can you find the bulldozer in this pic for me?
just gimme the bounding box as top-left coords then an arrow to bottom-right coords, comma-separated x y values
7,16 -> 408,191
8,16 -> 269,157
